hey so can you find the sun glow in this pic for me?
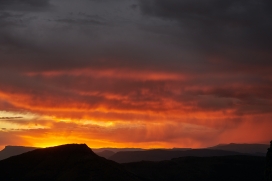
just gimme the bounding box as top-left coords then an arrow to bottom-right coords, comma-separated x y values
47,116 -> 116,128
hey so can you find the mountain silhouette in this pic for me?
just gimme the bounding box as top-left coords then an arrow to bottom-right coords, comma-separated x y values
0,146 -> 37,160
124,155 -> 266,181
96,150 -> 115,158
2,143 -> 266,161
92,148 -> 144,153
0,144 -> 144,181
109,149 -> 245,163
209,143 -> 269,156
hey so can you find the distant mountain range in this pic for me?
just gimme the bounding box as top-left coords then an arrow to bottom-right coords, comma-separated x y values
0,144 -> 143,181
92,148 -> 145,153
94,148 -> 192,159
209,143 -> 269,156
93,148 -> 145,159
0,144 -> 268,181
0,146 -> 37,160
108,149 -> 246,163
96,150 -> 115,158
0,143 -> 268,162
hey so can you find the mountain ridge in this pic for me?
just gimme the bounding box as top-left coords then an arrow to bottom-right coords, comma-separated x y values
1,143 -> 268,161
209,143 -> 269,156
109,149 -> 247,163
0,144 -> 144,181
0,145 -> 37,160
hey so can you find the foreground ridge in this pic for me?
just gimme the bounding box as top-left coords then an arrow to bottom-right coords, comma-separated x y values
265,141 -> 272,181
0,144 -> 143,181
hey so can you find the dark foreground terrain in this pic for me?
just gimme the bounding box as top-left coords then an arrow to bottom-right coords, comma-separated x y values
109,149 -> 245,163
0,144 -> 267,181
0,144 -> 143,181
124,155 -> 266,181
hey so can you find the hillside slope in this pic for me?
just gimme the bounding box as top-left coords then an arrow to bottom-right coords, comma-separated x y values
0,144 -> 144,181
0,146 -> 37,160
109,149 -> 245,163
125,155 -> 266,181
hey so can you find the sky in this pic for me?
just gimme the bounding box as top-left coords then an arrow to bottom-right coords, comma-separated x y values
0,0 -> 272,149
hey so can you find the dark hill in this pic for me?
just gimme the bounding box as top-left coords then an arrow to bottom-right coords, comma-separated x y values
0,146 -> 37,160
109,149 -> 245,163
209,143 -> 269,156
124,155 -> 266,181
96,150 -> 115,158
92,148 -> 144,153
0,144 -> 144,181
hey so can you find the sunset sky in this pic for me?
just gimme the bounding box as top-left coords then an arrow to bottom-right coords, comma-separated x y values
0,0 -> 272,150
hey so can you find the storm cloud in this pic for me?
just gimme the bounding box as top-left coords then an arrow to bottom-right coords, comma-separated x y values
0,0 -> 51,11
0,0 -> 271,149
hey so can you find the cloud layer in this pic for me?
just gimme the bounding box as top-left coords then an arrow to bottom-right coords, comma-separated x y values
0,0 -> 271,149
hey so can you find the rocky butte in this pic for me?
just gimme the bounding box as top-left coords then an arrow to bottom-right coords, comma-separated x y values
0,144 -> 143,181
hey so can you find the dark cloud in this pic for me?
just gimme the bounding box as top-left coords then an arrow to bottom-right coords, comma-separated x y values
139,0 -> 272,68
139,0 -> 272,31
55,12 -> 106,26
0,12 -> 24,28
0,0 -> 271,147
55,18 -> 104,26
0,11 -> 12,19
0,0 -> 51,11
0,0 -> 51,59
0,0 -> 271,75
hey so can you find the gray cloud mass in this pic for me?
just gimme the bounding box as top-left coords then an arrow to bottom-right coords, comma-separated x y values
0,0 -> 51,11
0,0 -> 271,146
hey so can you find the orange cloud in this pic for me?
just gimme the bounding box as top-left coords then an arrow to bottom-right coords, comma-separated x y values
0,67 -> 271,149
